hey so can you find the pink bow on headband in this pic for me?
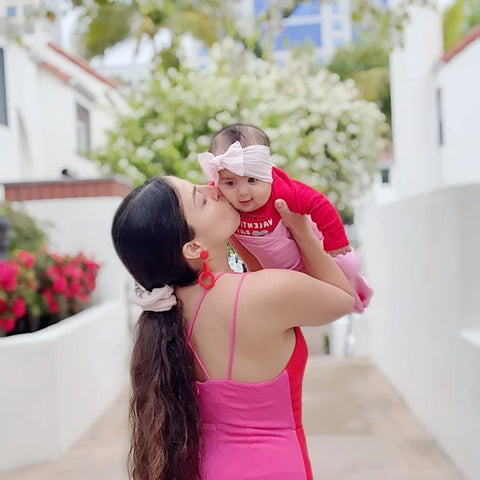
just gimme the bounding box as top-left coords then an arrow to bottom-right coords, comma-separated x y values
198,141 -> 273,184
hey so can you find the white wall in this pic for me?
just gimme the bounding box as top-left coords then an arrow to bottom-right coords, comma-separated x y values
0,301 -> 130,471
437,39 -> 480,185
20,196 -> 131,302
0,195 -> 134,471
0,34 -> 126,182
360,184 -> 480,480
389,5 -> 444,198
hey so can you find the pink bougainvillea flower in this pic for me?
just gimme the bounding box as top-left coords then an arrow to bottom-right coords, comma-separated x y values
0,261 -> 18,292
42,288 -> 55,304
51,253 -> 64,263
0,298 -> 7,314
64,264 -> 83,279
46,265 -> 62,279
16,250 -> 36,268
48,299 -> 59,314
12,298 -> 26,318
52,275 -> 68,294
0,317 -> 16,333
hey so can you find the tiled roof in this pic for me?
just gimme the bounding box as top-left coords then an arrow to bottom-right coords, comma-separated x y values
441,24 -> 480,63
47,42 -> 118,89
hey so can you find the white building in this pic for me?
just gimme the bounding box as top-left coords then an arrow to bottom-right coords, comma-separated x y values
358,4 -> 480,479
0,28 -> 127,182
387,8 -> 480,200
93,1 -> 354,85
436,25 -> 480,187
0,0 -> 64,42
234,0 -> 353,64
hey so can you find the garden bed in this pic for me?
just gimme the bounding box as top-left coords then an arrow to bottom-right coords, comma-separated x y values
0,300 -> 130,472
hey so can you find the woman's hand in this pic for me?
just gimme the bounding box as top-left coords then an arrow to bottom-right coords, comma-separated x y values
274,197 -> 354,302
274,199 -> 316,241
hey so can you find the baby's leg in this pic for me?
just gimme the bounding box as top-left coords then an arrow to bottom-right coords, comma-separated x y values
333,249 -> 373,313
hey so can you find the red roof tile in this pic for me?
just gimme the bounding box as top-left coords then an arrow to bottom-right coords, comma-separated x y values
47,42 -> 118,89
40,61 -> 71,83
441,24 -> 480,63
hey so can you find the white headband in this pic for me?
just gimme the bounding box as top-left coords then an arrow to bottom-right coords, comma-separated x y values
198,141 -> 273,184
130,283 -> 177,312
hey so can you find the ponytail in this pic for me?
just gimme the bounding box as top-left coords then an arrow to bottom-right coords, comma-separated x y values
129,308 -> 202,480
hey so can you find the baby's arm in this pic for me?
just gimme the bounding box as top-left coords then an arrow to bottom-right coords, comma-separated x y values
229,235 -> 263,272
292,180 -> 350,253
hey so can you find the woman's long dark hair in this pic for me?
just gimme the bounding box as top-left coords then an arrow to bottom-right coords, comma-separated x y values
111,177 -> 201,480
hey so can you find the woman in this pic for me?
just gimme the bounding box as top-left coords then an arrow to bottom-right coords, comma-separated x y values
111,176 -> 354,480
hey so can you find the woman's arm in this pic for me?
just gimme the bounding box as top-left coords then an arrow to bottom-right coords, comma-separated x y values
229,235 -> 263,272
275,199 -> 354,299
240,199 -> 355,330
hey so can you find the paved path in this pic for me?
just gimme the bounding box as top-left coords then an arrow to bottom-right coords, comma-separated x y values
0,358 -> 465,480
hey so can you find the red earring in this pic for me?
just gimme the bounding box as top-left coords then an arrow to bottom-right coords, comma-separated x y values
198,250 -> 215,289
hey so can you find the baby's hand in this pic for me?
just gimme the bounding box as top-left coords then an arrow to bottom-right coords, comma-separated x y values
327,246 -> 352,257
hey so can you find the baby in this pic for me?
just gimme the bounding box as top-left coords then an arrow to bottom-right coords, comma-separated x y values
198,123 -> 372,313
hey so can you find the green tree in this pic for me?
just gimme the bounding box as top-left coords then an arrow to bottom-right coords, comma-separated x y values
443,0 -> 480,50
92,40 -> 388,221
73,0 -> 233,61
443,0 -> 467,50
327,41 -> 391,126
66,0 -> 434,62
0,203 -> 48,256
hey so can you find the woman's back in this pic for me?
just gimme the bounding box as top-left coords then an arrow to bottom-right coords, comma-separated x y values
184,273 -> 313,479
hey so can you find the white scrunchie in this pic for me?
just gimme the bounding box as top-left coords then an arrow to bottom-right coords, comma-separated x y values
130,282 -> 177,312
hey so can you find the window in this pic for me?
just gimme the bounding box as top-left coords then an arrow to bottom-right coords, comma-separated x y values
255,0 -> 321,17
436,88 -> 444,146
6,6 -> 16,17
254,0 -> 269,15
380,168 -> 390,184
0,48 -> 7,127
23,4 -> 32,17
76,103 -> 91,153
333,20 -> 342,31
291,1 -> 320,16
333,37 -> 344,48
275,24 -> 322,50
331,2 -> 341,14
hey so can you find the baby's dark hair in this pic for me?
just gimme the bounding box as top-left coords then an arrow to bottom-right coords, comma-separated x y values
209,124 -> 270,155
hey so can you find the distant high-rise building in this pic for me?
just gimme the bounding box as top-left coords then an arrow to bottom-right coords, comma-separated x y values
0,0 -> 63,44
241,0 -> 353,64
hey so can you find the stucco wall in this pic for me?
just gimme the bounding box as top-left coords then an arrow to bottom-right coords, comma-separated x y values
0,301 -> 130,471
0,36 -> 125,182
437,39 -> 480,186
18,194 -> 130,302
360,184 -> 480,480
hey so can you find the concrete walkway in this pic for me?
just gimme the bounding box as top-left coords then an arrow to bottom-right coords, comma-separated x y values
0,358 -> 465,480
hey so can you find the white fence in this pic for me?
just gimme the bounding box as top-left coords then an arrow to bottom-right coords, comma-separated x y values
359,184 -> 480,480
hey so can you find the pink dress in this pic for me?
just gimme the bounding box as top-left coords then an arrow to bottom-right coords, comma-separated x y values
187,273 -> 314,480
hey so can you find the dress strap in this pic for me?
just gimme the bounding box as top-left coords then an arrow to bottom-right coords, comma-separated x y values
227,273 -> 248,380
187,272 -> 227,381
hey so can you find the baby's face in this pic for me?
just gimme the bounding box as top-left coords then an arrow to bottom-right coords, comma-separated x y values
217,170 -> 272,213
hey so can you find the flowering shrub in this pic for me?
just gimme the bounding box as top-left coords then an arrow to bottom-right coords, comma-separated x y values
94,38 -> 389,221
0,249 -> 100,336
